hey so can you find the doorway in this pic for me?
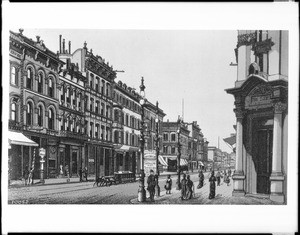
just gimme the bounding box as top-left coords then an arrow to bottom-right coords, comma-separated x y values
252,118 -> 273,194
71,151 -> 78,176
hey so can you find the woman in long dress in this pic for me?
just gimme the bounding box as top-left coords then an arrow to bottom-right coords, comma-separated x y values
186,175 -> 195,200
209,171 -> 217,199
180,173 -> 187,200
197,170 -> 204,189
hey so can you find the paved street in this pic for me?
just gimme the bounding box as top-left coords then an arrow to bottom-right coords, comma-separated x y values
8,172 -> 279,205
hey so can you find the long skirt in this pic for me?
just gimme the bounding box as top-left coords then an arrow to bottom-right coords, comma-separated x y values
209,182 -> 216,199
197,179 -> 204,189
186,189 -> 193,199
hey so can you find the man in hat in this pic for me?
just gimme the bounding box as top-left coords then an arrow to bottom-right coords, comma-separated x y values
147,170 -> 156,202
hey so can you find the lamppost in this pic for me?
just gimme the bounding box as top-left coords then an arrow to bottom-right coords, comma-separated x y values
155,101 -> 160,197
176,118 -> 182,190
137,77 -> 146,202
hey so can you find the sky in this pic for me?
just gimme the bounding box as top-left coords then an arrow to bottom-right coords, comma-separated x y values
14,28 -> 238,152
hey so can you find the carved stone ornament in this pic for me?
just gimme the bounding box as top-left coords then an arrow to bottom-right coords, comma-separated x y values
252,38 -> 275,56
237,32 -> 257,48
274,102 -> 287,114
234,108 -> 245,119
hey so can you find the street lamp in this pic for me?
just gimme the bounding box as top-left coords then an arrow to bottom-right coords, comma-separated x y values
155,101 -> 160,197
137,77 -> 146,202
176,118 -> 182,190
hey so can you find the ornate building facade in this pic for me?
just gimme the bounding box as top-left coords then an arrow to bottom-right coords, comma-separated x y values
226,30 -> 288,203
112,80 -> 141,175
60,39 -> 116,178
9,29 -> 64,179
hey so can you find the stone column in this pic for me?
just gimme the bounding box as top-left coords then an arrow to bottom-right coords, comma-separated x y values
232,108 -> 246,196
270,102 -> 287,203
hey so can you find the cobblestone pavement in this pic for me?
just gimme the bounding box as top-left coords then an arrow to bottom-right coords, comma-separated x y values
8,172 -> 280,205
8,172 -> 199,204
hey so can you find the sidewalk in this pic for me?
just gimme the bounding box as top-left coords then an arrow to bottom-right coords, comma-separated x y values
9,176 -> 95,188
130,175 -> 281,205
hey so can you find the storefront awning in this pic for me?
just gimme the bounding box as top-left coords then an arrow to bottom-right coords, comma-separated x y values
8,131 -> 38,147
180,159 -> 188,166
198,161 -> 204,166
158,155 -> 168,166
162,155 -> 177,160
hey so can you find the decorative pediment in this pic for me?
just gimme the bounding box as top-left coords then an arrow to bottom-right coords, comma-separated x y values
245,84 -> 273,110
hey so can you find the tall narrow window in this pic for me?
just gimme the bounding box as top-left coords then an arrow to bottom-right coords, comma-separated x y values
90,122 -> 94,138
11,67 -> 18,85
95,77 -> 99,91
114,131 -> 119,144
95,124 -> 99,139
48,78 -> 54,98
106,83 -> 110,97
101,80 -> 105,94
37,105 -> 43,126
11,103 -> 16,121
90,74 -> 94,89
106,127 -> 110,141
48,109 -> 54,130
101,103 -> 105,116
26,68 -> 33,89
90,98 -> 94,112
101,125 -> 105,140
66,88 -> 70,103
26,103 -> 33,125
38,73 -> 43,93
95,101 -> 99,113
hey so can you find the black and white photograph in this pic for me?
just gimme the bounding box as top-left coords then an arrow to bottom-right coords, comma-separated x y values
2,2 -> 298,234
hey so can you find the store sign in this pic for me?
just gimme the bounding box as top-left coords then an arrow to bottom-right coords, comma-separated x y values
39,148 -> 46,156
88,159 -> 95,163
144,150 -> 157,176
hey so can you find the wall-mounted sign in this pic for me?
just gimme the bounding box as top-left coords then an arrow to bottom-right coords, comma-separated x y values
39,148 -> 46,156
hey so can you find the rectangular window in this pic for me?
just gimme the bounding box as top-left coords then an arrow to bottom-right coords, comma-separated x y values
163,133 -> 169,141
90,122 -> 93,138
171,133 -> 176,142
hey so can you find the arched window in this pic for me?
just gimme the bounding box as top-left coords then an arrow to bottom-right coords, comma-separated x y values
26,103 -> 33,125
171,146 -> 176,154
38,73 -> 44,93
11,103 -> 16,121
106,83 -> 111,97
11,67 -> 18,85
26,67 -> 33,89
101,80 -> 105,94
48,109 -> 55,130
48,77 -> 54,98
171,133 -> 176,142
37,105 -> 43,126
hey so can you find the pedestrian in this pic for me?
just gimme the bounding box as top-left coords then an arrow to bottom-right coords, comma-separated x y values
224,172 -> 230,186
186,175 -> 195,200
23,165 -> 29,186
28,167 -> 33,185
79,167 -> 83,182
216,170 -> 221,186
65,165 -> 70,183
197,170 -> 204,189
84,167 -> 88,181
180,173 -> 187,200
228,169 -> 232,177
209,170 -> 217,199
147,170 -> 156,202
164,174 -> 172,194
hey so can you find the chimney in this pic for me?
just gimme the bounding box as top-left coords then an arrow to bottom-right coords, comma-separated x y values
68,41 -> 71,54
36,36 -> 40,42
59,35 -> 62,53
19,28 -> 24,35
62,39 -> 65,53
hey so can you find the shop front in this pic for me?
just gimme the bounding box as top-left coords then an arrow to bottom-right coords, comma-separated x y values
8,131 -> 39,181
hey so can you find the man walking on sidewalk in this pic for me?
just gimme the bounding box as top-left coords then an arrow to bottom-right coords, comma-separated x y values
79,167 -> 83,182
147,170 -> 156,202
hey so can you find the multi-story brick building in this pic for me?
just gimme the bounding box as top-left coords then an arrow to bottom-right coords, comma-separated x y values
161,119 -> 189,171
112,80 -> 141,175
9,29 -> 64,179
57,37 -> 88,177
59,38 -> 116,178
